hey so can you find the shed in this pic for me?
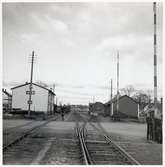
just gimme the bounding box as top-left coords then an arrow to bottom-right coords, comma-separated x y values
105,95 -> 139,119
2,88 -> 12,112
11,82 -> 55,115
89,102 -> 105,115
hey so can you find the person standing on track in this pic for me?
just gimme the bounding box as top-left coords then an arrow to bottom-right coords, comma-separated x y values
146,111 -> 153,140
61,105 -> 65,121
146,113 -> 149,140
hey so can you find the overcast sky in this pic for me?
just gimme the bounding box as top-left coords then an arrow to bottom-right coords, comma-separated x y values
3,2 -> 163,105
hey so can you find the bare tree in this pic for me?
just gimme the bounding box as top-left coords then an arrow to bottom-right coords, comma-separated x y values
120,85 -> 135,97
132,90 -> 152,104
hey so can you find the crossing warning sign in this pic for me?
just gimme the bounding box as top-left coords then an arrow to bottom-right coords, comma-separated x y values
27,100 -> 32,104
26,91 -> 35,95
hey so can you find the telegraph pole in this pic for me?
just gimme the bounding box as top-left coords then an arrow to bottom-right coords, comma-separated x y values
153,2 -> 157,140
52,83 -> 56,114
28,51 -> 35,116
53,83 -> 55,93
111,79 -> 113,101
116,50 -> 120,120
153,2 -> 157,114
53,83 -> 56,105
93,96 -> 95,103
56,97 -> 58,105
110,79 -> 113,116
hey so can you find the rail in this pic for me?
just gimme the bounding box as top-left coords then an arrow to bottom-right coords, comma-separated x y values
78,112 -> 141,165
90,121 -> 141,165
104,134 -> 140,165
76,122 -> 93,165
3,116 -> 58,151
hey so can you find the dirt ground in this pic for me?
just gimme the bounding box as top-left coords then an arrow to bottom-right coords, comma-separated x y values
79,112 -> 162,165
101,121 -> 146,137
3,112 -> 162,165
3,119 -> 34,130
99,121 -> 162,165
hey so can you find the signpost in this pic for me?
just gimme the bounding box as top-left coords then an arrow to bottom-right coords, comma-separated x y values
27,100 -> 32,104
26,91 -> 35,95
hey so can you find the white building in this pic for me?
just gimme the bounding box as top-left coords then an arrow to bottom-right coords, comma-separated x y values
11,82 -> 55,114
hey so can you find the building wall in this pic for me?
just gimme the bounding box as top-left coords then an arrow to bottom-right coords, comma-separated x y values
89,102 -> 105,115
12,84 -> 48,113
113,96 -> 138,118
104,104 -> 111,116
47,91 -> 54,114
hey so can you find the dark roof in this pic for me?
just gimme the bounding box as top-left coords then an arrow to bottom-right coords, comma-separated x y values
105,95 -> 138,105
89,102 -> 104,106
11,82 -> 56,96
94,102 -> 104,105
2,89 -> 12,97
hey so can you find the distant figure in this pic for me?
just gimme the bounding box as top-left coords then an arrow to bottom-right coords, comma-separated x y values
61,105 -> 65,121
54,104 -> 57,115
146,113 -> 152,140
150,111 -> 155,140
154,118 -> 162,144
150,117 -> 154,140
146,114 -> 150,140
146,109 -> 162,143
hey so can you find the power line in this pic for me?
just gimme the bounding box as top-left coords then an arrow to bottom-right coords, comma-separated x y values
55,88 -> 108,97
58,95 -> 93,100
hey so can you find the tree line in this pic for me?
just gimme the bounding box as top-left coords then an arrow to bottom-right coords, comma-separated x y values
120,85 -> 161,104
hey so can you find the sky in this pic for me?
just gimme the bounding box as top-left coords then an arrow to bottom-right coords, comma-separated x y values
3,2 -> 163,105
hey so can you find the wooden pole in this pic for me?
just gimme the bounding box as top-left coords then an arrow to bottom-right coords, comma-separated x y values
153,2 -> 157,141
116,50 -> 120,120
110,79 -> 113,116
28,51 -> 35,116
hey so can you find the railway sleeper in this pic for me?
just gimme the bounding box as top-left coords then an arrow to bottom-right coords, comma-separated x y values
94,160 -> 130,165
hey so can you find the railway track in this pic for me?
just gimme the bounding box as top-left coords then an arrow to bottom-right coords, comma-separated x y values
3,112 -> 141,165
38,127 -> 82,165
76,112 -> 141,165
4,116 -> 83,165
92,120 -> 141,164
87,123 -> 140,165
76,120 -> 93,165
3,116 -> 58,152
